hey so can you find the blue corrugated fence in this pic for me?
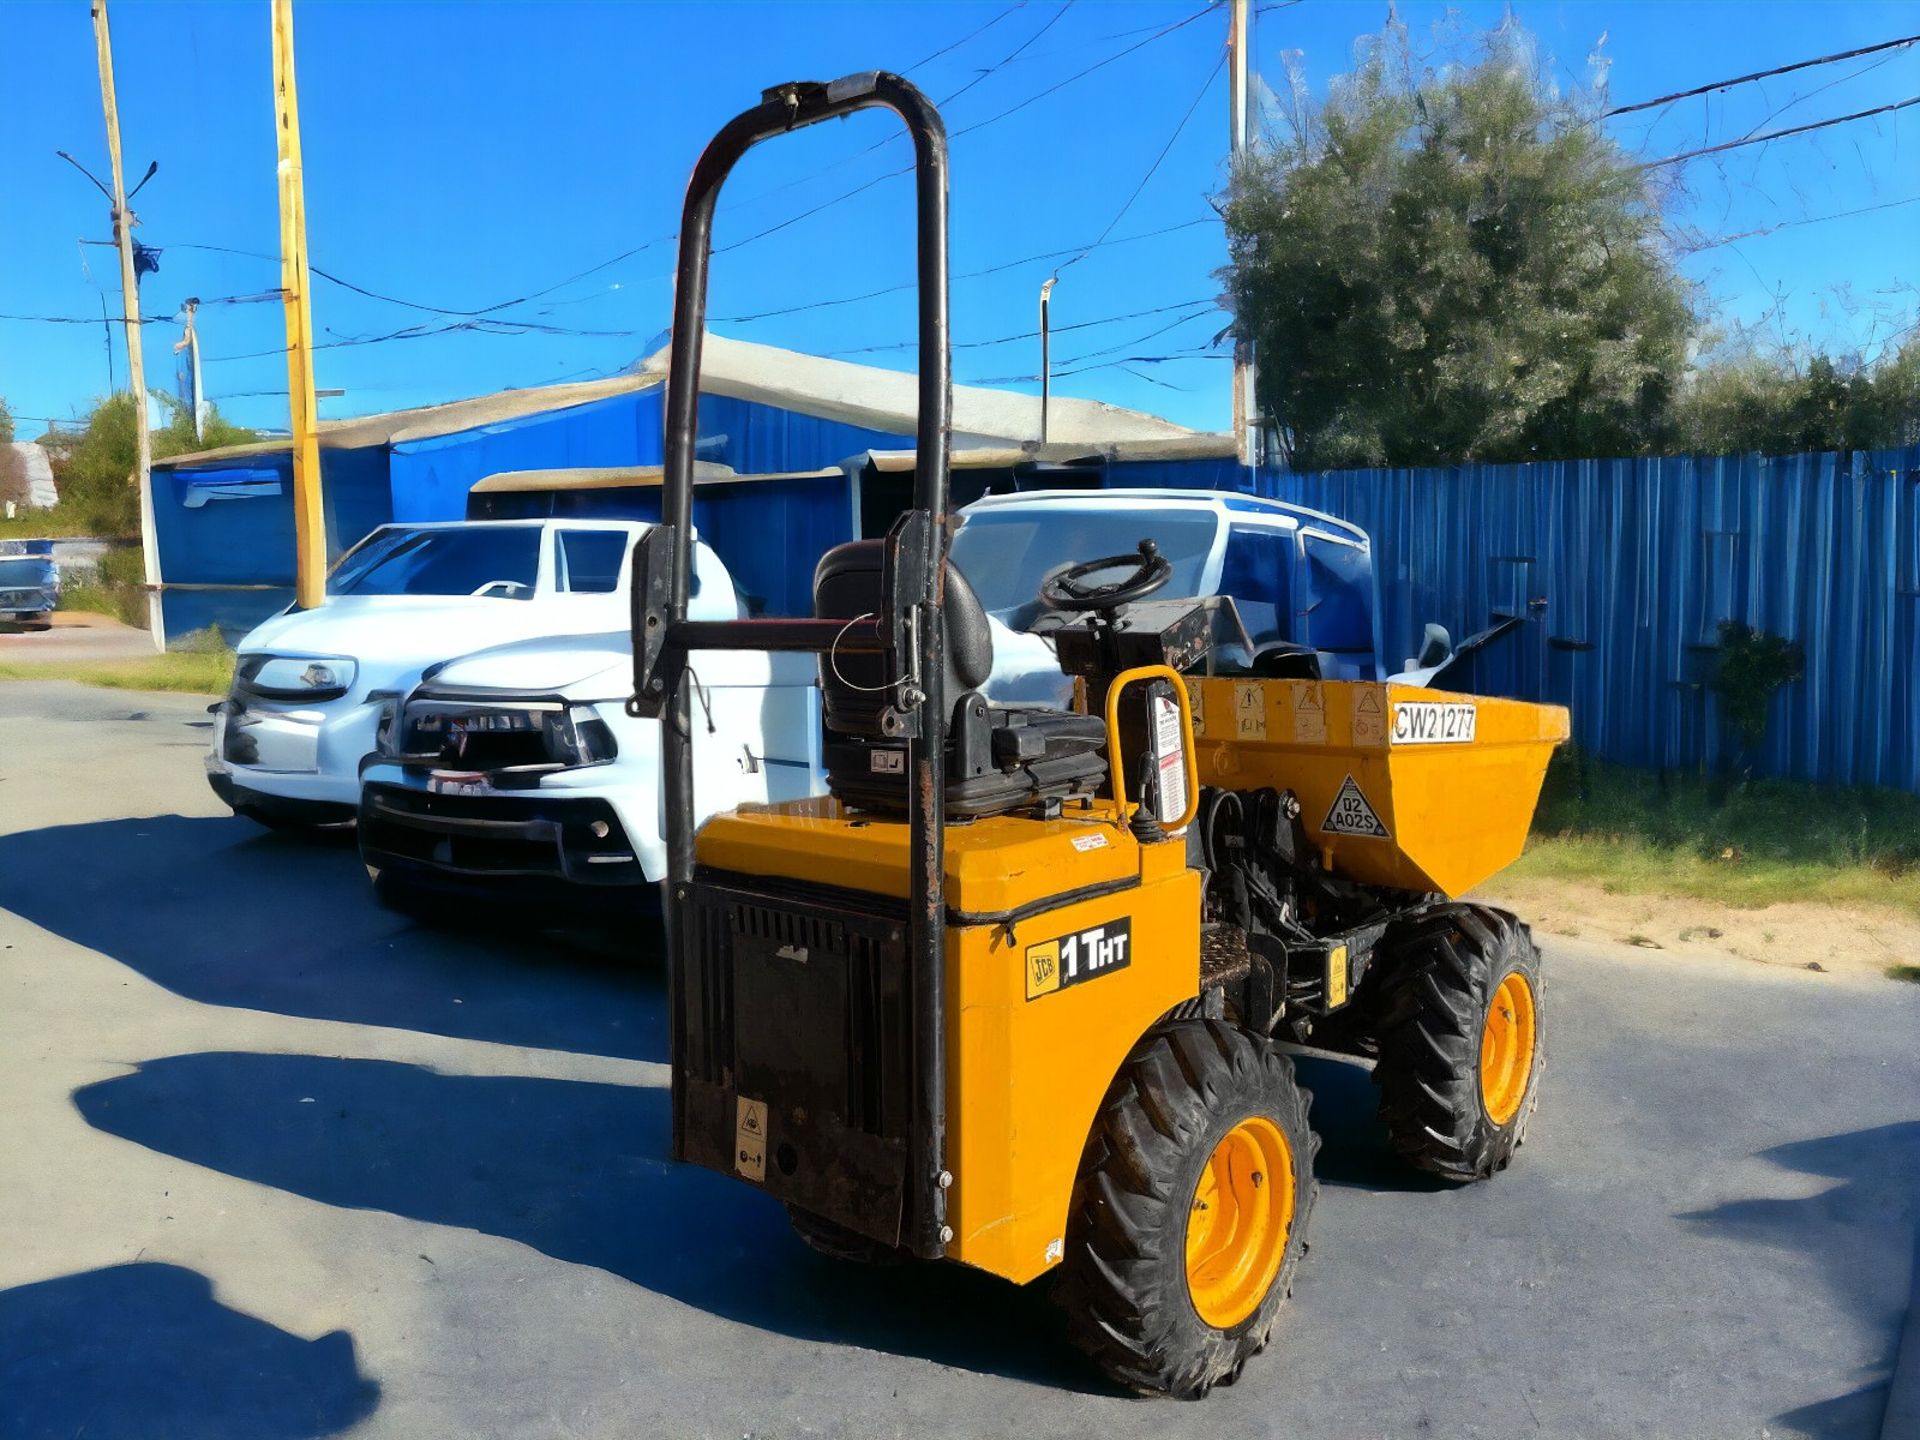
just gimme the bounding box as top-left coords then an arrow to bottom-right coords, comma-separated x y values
1169,447 -> 1920,791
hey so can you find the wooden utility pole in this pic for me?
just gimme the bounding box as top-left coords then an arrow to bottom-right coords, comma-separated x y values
1226,0 -> 1261,469
271,0 -> 326,610
89,0 -> 164,648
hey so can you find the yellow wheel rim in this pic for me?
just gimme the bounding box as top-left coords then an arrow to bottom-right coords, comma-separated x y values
1185,1116 -> 1295,1330
1479,971 -> 1537,1127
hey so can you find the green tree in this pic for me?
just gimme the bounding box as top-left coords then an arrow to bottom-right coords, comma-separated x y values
1223,21 -> 1694,469
48,391 -> 258,537
1672,338 -> 1920,455
0,396 -> 22,506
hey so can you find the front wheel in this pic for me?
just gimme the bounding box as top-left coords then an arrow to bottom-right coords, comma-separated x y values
1055,1019 -> 1317,1398
1369,905 -> 1543,1181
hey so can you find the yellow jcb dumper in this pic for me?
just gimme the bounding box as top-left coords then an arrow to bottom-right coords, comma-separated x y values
629,72 -> 1570,1397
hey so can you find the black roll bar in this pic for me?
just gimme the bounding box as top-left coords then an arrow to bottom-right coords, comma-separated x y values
641,72 -> 953,1259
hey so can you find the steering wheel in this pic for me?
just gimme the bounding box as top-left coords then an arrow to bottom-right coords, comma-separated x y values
470,579 -> 532,598
1039,539 -> 1173,613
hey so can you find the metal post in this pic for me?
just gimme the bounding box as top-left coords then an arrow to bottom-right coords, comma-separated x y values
1227,0 -> 1261,469
174,298 -> 204,443
89,0 -> 163,650
271,0 -> 327,611
1039,276 -> 1057,445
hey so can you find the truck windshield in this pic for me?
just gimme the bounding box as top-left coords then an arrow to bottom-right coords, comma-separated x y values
949,508 -> 1221,617
330,526 -> 541,600
0,559 -> 50,586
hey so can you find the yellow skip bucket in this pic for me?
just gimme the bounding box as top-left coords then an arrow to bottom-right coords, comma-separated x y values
1185,678 -> 1570,898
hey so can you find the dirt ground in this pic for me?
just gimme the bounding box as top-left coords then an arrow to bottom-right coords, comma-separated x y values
1480,872 -> 1920,981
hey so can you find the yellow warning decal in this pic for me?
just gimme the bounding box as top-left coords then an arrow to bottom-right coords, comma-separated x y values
1293,682 -> 1327,744
735,1096 -> 768,1183
1352,686 -> 1386,746
1233,682 -> 1266,740
1327,943 -> 1349,1009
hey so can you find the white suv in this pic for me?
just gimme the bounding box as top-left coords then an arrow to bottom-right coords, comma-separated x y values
207,519 -> 666,829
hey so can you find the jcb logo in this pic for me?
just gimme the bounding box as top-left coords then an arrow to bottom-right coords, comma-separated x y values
1026,941 -> 1061,999
1024,918 -> 1132,1001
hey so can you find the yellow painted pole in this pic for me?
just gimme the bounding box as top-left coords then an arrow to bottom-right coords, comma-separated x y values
271,0 -> 326,609
89,0 -> 164,650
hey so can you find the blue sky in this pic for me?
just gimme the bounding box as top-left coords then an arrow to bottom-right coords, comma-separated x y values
1,0 -> 1916,438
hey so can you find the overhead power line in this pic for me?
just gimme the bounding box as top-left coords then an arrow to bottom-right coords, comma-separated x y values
1639,93 -> 1920,169
162,7 -> 1215,335
711,5 -> 1215,259
825,296 -> 1216,357
2,311 -> 167,324
1678,192 -> 1920,253
1605,31 -> 1920,117
900,0 -> 1027,76
716,216 -> 1219,324
938,2 -> 1073,110
1058,49 -> 1224,275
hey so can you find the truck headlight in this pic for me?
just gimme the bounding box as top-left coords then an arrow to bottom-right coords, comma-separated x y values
237,654 -> 358,702
370,692 -> 403,754
568,705 -> 619,764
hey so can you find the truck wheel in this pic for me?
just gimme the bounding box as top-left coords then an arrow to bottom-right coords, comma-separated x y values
1056,1020 -> 1316,1399
785,1206 -> 906,1266
1369,905 -> 1542,1182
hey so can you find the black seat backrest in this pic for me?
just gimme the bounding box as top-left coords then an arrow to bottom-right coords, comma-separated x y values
813,539 -> 993,738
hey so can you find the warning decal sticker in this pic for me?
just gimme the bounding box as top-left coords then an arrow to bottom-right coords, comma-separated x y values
1322,775 -> 1389,838
1292,682 -> 1327,745
1233,683 -> 1266,740
1351,687 -> 1386,746
735,1097 -> 769,1183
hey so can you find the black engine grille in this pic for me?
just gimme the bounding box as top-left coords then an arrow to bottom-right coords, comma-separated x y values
680,875 -> 912,1244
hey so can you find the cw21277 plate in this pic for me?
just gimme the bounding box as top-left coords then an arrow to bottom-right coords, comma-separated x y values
1391,700 -> 1477,745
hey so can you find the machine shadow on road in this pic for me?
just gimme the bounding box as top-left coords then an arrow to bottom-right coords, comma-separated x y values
1684,1121 -> 1920,1439
1290,1053 -> 1451,1195
71,1051 -> 1116,1392
0,1260 -> 380,1440
0,814 -> 667,1061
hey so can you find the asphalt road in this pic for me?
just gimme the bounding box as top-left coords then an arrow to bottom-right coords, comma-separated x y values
1,679 -> 1915,1440
0,610 -> 156,662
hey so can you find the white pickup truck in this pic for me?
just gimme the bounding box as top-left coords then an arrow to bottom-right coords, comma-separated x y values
207,518 -> 741,828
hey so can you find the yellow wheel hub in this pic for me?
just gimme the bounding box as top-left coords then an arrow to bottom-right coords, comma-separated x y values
1186,1116 -> 1295,1330
1479,971 -> 1537,1126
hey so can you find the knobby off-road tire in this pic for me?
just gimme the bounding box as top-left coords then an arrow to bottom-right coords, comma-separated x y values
1056,1019 -> 1317,1399
1369,904 -> 1543,1182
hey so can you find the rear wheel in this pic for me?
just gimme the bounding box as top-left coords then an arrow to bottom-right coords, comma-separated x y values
1056,1019 -> 1316,1398
1369,905 -> 1543,1181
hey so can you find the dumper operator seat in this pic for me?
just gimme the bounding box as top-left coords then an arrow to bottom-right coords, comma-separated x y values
814,539 -> 1108,819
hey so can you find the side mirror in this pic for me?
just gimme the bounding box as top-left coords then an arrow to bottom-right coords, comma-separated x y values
1413,622 -> 1452,671
627,524 -> 678,718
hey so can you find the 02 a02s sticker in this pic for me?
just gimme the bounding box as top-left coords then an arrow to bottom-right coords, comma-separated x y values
1025,917 -> 1132,1001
